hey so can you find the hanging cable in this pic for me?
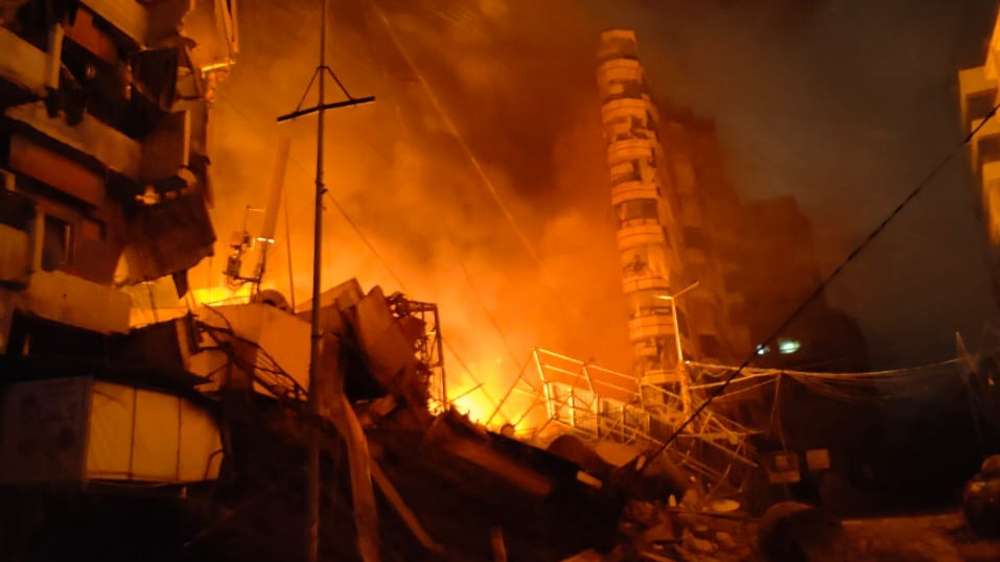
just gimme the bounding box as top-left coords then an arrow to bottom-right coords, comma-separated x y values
642,99 -> 1000,471
364,0 -> 573,315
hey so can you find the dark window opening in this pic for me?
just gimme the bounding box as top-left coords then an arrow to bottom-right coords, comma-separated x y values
616,198 -> 659,227
42,215 -> 73,272
968,90 -> 998,123
980,135 -> 1000,166
0,190 -> 36,231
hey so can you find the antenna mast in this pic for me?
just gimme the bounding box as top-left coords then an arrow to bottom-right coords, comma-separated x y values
277,0 -> 374,560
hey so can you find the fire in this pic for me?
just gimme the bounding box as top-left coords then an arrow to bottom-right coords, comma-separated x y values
190,285 -> 253,306
444,355 -> 547,437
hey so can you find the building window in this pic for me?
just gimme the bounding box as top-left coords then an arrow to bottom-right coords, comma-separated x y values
980,134 -> 1000,166
616,198 -> 659,227
42,215 -> 73,272
968,90 -> 998,123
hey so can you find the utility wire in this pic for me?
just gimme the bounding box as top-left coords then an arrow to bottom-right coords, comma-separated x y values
364,0 -> 572,315
643,100 -> 1000,471
319,194 -> 504,412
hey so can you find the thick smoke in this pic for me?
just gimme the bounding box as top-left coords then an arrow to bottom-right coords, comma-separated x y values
188,0 -> 631,422
587,0 -> 1000,367
184,0 -> 1000,425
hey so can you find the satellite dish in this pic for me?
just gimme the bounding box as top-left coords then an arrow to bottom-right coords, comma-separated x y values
252,289 -> 290,312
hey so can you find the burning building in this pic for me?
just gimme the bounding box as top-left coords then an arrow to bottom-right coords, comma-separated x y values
0,0 -> 238,496
0,4 -> 671,561
598,30 -> 868,386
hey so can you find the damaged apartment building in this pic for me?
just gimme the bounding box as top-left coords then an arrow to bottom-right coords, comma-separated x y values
0,3 -> 695,561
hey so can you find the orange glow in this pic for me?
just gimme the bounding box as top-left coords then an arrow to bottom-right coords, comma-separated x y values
445,355 -> 550,437
190,285 -> 252,306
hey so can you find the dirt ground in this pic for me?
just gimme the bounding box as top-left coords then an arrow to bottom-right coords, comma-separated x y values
842,512 -> 1000,562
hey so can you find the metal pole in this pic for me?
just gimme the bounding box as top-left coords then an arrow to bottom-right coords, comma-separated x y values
659,281 -> 699,416
305,0 -> 327,559
669,300 -> 691,416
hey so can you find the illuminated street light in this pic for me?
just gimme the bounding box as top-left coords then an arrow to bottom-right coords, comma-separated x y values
778,338 -> 801,355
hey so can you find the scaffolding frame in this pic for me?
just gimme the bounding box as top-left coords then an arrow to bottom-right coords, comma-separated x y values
387,295 -> 447,411
490,348 -> 760,496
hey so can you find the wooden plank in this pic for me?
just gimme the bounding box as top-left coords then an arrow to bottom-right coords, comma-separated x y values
9,136 -> 106,207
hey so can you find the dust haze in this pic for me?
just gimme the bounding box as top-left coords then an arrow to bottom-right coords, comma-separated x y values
186,0 -> 1000,417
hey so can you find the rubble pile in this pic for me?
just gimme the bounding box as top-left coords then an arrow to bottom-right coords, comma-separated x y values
560,500 -> 757,562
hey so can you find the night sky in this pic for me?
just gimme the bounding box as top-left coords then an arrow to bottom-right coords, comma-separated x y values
590,0 -> 1000,368
192,0 -> 1000,405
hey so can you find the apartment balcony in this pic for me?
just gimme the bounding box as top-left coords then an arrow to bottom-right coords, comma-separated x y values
598,57 -> 643,84
959,65 -> 998,130
607,138 -> 653,167
611,180 -> 659,206
642,369 -> 683,387
0,28 -> 54,98
597,29 -> 637,63
601,97 -> 648,126
982,161 -> 1000,247
622,275 -> 671,296
617,222 -> 666,250
627,313 -> 676,342
7,101 -> 192,190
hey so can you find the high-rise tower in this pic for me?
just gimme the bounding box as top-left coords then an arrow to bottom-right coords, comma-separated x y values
597,30 -> 691,396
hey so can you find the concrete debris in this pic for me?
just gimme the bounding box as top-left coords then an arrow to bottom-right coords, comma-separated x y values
714,531 -> 737,550
683,529 -> 717,555
963,454 -> 1000,538
757,502 -> 848,562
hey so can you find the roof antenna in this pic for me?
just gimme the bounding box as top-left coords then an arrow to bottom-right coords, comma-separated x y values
276,1 -> 375,560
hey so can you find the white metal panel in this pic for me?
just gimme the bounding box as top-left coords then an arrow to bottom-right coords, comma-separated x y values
86,381 -> 135,479
200,304 -> 310,394
132,388 -> 181,481
355,286 -> 417,387
179,398 -> 223,480
86,381 -> 223,483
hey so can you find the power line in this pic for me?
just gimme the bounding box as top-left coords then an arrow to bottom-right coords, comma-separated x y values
220,83 -> 508,409
364,0 -> 573,314
318,194 -> 505,411
643,99 -> 1000,471
322,192 -> 408,289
